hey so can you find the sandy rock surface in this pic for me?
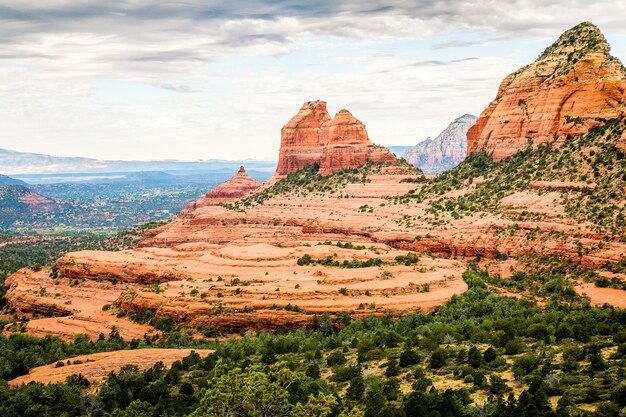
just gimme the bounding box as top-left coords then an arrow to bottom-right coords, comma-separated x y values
9,348 -> 213,386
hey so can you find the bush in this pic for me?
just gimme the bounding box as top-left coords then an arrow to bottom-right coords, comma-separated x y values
327,350 -> 347,367
399,349 -> 421,367
430,348 -> 447,369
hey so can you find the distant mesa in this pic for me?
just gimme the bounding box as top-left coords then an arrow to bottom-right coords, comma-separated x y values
273,101 -> 396,180
187,165 -> 262,210
402,114 -> 477,174
467,21 -> 626,161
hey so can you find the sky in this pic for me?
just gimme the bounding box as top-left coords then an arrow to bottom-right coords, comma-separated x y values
0,0 -> 625,162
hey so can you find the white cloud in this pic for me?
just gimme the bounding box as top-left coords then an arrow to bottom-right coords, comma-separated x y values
0,0 -> 624,160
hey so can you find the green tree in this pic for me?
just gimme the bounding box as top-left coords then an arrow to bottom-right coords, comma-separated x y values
293,393 -> 337,417
191,363 -> 295,417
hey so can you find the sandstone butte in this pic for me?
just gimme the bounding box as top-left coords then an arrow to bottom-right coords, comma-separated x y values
185,165 -> 261,210
272,101 -> 396,180
5,23 -> 626,342
467,21 -> 626,161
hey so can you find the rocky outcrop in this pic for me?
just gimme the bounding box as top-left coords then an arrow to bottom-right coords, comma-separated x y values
273,100 -> 332,179
273,102 -> 396,179
319,109 -> 396,175
187,166 -> 261,210
403,114 -> 477,174
4,268 -> 153,341
467,22 -> 626,161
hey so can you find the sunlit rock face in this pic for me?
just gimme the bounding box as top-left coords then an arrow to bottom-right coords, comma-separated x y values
273,102 -> 396,179
187,166 -> 261,210
467,22 -> 626,161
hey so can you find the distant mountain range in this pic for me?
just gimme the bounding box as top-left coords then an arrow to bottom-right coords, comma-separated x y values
402,114 -> 477,174
0,147 -> 277,175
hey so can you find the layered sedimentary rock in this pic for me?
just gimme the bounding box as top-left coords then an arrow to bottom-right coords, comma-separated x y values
273,102 -> 396,179
318,110 -> 396,175
403,114 -> 477,174
467,22 -> 626,161
6,23 -> 626,341
4,268 -> 153,341
187,166 -> 261,210
273,100 -> 332,179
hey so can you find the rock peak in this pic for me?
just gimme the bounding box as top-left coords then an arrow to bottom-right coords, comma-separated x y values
535,21 -> 614,71
273,101 -> 396,179
187,166 -> 261,210
302,100 -> 327,110
467,22 -> 626,161
454,114 -> 478,124
403,114 -> 476,174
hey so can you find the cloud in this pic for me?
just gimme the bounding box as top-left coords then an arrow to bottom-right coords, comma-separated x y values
410,57 -> 478,67
433,37 -> 510,49
1,0 -> 625,84
0,0 -> 625,161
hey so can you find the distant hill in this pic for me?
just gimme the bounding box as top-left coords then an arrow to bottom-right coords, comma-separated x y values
402,114 -> 477,174
0,174 -> 27,186
0,147 -> 277,175
0,185 -> 57,227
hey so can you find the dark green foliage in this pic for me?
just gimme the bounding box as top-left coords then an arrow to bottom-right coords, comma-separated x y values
394,252 -> 420,266
430,348 -> 448,369
399,349 -> 421,367
1,266 -> 626,416
326,350 -> 347,366
297,254 -> 384,268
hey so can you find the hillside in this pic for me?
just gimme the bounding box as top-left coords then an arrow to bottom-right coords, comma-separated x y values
405,116 -> 626,236
0,185 -> 57,227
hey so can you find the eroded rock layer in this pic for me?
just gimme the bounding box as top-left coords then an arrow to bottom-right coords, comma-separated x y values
187,166 -> 261,210
467,22 -> 626,161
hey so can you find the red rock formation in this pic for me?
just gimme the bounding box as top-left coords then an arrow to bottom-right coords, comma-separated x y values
273,100 -> 331,180
318,110 -> 396,175
467,22 -> 626,161
273,102 -> 396,179
187,166 -> 261,210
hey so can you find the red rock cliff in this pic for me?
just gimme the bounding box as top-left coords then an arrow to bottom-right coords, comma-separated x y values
273,100 -> 332,179
319,109 -> 396,175
467,22 -> 626,161
273,102 -> 396,179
